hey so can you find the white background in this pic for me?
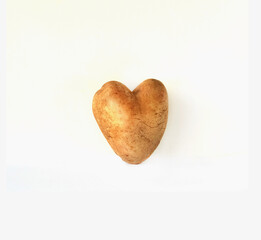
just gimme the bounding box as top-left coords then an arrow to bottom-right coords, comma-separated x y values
1,0 -> 261,239
6,0 -> 248,191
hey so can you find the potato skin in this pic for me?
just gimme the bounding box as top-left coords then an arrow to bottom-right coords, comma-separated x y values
92,79 -> 168,164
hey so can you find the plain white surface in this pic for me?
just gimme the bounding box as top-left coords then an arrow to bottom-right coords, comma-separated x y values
2,0 -> 261,240
6,0 -> 248,191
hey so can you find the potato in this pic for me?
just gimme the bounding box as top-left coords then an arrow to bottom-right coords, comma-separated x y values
92,79 -> 168,164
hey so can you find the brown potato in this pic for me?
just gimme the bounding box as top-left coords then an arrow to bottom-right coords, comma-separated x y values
92,79 -> 168,164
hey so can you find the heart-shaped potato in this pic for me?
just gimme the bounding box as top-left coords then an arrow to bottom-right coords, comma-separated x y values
92,79 -> 168,164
